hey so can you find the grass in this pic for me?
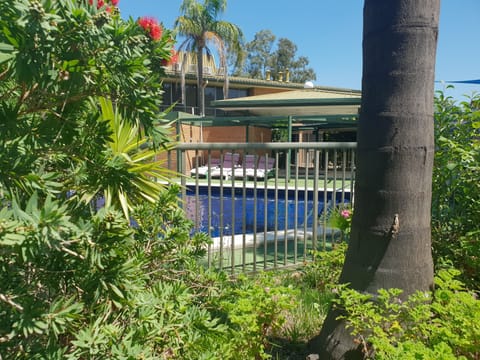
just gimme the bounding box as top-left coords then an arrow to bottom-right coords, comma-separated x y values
261,259 -> 342,359
262,243 -> 346,358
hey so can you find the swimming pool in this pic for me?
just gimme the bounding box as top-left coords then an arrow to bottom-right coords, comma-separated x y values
184,186 -> 350,238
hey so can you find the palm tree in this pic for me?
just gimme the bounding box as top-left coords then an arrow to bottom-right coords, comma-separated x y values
174,0 -> 243,116
75,97 -> 175,220
310,0 -> 441,358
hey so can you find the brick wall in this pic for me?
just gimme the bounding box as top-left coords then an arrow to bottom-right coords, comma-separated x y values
156,124 -> 273,174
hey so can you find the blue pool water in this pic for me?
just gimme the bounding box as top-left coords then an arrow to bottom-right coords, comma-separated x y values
184,186 -> 349,237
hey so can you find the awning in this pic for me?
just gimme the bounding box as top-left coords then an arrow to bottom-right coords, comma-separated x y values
211,89 -> 361,117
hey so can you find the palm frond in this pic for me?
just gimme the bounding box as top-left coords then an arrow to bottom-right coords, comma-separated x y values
77,97 -> 175,219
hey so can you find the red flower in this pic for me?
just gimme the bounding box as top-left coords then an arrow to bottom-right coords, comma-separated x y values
138,16 -> 163,41
161,49 -> 178,67
111,0 -> 119,5
88,0 -> 105,9
170,49 -> 178,64
138,17 -> 150,29
149,24 -> 162,40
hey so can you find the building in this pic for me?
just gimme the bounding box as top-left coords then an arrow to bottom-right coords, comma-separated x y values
161,54 -> 361,173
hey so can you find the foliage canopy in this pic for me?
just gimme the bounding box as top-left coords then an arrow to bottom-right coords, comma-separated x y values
237,29 -> 317,83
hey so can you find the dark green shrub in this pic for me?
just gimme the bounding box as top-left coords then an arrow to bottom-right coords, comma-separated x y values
433,90 -> 480,289
0,189 -> 251,359
0,2 -> 239,358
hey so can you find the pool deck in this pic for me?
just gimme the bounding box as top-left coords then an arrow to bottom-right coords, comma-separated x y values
209,225 -> 341,250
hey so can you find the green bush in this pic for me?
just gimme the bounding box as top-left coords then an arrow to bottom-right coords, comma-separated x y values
0,188 -> 235,358
256,246 -> 348,358
0,1 -> 245,358
302,242 -> 347,291
215,272 -> 298,359
334,268 -> 480,359
433,90 -> 480,289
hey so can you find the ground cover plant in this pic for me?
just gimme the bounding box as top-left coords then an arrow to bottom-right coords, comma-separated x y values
267,249 -> 480,360
332,268 -> 480,359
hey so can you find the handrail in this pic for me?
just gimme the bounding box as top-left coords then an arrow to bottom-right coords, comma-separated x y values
176,142 -> 357,151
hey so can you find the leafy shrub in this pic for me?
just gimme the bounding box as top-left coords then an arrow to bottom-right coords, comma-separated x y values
65,280 -> 233,360
253,245 -> 349,358
327,206 -> 353,241
0,3 -> 237,358
216,272 -> 298,359
0,0 -> 176,209
433,90 -> 480,289
302,242 -> 347,291
266,270 -> 333,359
0,188 -> 250,359
132,183 -> 211,280
333,268 -> 480,359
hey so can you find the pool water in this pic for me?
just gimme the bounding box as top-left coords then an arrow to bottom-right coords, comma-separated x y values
184,186 -> 349,238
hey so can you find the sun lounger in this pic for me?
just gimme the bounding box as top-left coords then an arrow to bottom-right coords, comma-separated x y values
190,157 -> 220,178
229,155 -> 275,180
230,154 -> 257,179
245,156 -> 275,179
209,152 -> 240,179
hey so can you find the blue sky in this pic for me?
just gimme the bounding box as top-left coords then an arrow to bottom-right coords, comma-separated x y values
118,1 -> 479,101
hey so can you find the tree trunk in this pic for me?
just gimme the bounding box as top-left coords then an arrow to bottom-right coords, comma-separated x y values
309,0 -> 440,358
197,48 -> 205,116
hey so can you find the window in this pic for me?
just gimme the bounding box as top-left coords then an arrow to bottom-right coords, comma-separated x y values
162,83 -> 172,106
185,85 -> 197,108
228,88 -> 248,99
161,82 -> 248,115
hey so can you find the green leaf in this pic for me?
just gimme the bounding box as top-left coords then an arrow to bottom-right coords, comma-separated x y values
109,283 -> 125,299
0,232 -> 25,246
446,162 -> 457,170
0,43 -> 15,64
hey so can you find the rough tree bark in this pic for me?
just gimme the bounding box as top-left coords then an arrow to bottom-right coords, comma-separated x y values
309,0 -> 441,358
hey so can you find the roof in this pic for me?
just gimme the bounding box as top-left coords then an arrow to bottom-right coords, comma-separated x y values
211,89 -> 361,117
164,76 -> 362,131
163,69 -> 363,93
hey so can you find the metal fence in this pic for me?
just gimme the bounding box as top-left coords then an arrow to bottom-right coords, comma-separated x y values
169,142 -> 357,273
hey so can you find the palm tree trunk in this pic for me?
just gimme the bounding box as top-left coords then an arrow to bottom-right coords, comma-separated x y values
309,0 -> 440,358
197,48 -> 205,116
